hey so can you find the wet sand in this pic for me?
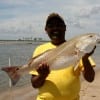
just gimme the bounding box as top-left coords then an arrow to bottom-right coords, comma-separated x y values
0,69 -> 100,100
0,83 -> 38,100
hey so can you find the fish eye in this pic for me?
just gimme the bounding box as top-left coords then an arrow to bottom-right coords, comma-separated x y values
89,35 -> 93,38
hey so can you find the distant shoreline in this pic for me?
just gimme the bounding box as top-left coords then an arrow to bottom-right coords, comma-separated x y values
0,40 -> 48,45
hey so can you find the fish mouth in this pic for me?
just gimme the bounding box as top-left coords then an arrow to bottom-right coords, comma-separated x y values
96,33 -> 100,44
97,39 -> 100,44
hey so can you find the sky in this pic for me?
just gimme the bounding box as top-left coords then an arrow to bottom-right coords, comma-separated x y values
0,0 -> 100,40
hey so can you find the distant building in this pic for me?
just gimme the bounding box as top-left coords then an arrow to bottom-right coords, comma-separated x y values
33,37 -> 43,41
17,37 -> 46,42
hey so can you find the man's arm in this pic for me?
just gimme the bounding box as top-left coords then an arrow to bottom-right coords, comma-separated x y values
31,62 -> 50,88
82,46 -> 96,82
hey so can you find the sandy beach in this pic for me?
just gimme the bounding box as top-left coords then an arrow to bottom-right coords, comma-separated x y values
80,68 -> 100,100
0,69 -> 100,100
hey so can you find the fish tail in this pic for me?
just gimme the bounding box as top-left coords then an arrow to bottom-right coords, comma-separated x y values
1,66 -> 20,86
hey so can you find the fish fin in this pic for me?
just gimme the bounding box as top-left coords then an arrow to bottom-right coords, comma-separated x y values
1,66 -> 20,86
74,61 -> 80,72
74,62 -> 80,75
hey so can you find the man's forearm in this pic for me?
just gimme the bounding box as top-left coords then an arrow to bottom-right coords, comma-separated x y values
82,57 -> 95,82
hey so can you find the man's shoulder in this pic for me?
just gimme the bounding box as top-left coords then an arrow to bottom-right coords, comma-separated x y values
37,42 -> 51,48
34,42 -> 56,56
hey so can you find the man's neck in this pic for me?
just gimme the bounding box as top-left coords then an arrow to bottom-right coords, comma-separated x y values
51,40 -> 66,46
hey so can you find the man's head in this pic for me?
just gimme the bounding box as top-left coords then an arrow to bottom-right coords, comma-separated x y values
45,13 -> 66,28
45,13 -> 66,45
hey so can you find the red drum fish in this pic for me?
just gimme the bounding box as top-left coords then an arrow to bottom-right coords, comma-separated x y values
1,33 -> 100,85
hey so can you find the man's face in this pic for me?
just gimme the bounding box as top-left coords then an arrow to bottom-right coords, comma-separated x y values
45,18 -> 66,44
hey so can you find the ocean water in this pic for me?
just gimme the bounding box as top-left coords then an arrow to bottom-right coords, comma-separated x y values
0,42 -> 100,92
0,42 -> 43,92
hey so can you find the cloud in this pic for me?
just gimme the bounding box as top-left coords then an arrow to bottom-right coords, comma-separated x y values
0,18 -> 37,34
0,0 -> 100,39
0,13 -> 48,40
65,5 -> 100,31
78,5 -> 100,18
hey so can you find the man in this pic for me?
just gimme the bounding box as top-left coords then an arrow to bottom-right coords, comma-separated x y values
30,13 -> 96,100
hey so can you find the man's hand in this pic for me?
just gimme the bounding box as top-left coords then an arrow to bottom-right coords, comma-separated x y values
37,62 -> 50,78
31,62 -> 50,88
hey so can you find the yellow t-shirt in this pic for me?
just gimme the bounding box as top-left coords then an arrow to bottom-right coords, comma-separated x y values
30,42 -> 95,100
